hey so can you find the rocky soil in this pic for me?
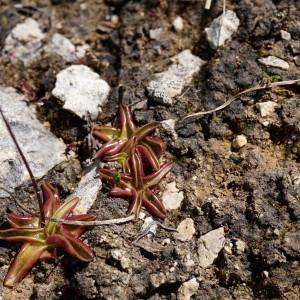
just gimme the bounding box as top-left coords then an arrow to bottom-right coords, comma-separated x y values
0,0 -> 300,299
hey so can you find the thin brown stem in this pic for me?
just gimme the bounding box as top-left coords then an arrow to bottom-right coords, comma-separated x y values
0,107 -> 45,226
182,79 -> 300,121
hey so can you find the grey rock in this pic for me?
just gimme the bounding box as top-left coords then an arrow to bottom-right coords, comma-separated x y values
70,162 -> 102,214
161,119 -> 178,140
177,278 -> 199,300
2,18 -> 45,66
0,87 -> 65,197
280,30 -> 291,41
52,65 -> 110,119
173,16 -> 184,32
174,218 -> 196,241
198,227 -> 225,268
162,181 -> 184,210
149,28 -> 163,41
205,10 -> 240,49
45,33 -> 77,62
258,56 -> 289,70
256,101 -> 279,117
147,50 -> 206,105
283,229 -> 300,258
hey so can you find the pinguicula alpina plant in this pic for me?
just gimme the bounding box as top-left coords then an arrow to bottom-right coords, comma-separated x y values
93,104 -> 166,173
0,108 -> 95,287
94,104 -> 172,220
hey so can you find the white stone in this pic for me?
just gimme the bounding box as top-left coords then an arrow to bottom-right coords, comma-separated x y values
45,33 -> 77,62
256,101 -> 279,117
258,56 -> 289,70
52,65 -> 110,119
0,87 -> 65,197
235,239 -> 246,254
110,249 -> 131,270
71,162 -> 102,214
205,10 -> 240,49
162,182 -> 184,210
2,18 -> 45,66
174,218 -> 196,241
147,50 -> 206,105
161,119 -> 178,140
177,278 -> 199,300
232,134 -> 247,149
198,227 -> 225,268
140,216 -> 157,236
173,16 -> 184,32
280,30 -> 291,41
149,28 -> 163,41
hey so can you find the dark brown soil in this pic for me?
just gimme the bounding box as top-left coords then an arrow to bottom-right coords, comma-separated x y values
0,0 -> 300,299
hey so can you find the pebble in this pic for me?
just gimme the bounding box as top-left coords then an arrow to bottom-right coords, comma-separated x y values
294,55 -> 300,66
162,182 -> 184,210
258,56 -> 289,70
232,135 -> 247,149
109,249 -> 131,270
173,16 -> 184,32
140,217 -> 158,236
235,239 -> 247,254
0,87 -> 65,198
198,227 -> 226,268
205,10 -> 240,49
177,278 -> 199,300
280,30 -> 291,41
149,28 -> 163,41
174,218 -> 196,241
291,41 -> 300,55
70,162 -> 102,214
52,65 -> 110,119
256,101 -> 279,117
161,119 -> 178,140
2,18 -> 45,66
44,33 -> 77,62
147,50 -> 205,105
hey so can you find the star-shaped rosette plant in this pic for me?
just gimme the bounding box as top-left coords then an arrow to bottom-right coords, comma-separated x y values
93,104 -> 166,172
100,151 -> 172,220
0,182 -> 96,287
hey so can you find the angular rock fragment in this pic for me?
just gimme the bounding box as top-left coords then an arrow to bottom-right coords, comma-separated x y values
0,87 -> 65,197
52,65 -> 110,119
205,10 -> 240,49
174,218 -> 196,241
256,101 -> 279,117
162,182 -> 184,210
198,227 -> 225,268
44,33 -> 77,62
2,18 -> 45,66
70,162 -> 102,214
147,50 -> 205,105
258,56 -> 289,70
177,278 -> 199,300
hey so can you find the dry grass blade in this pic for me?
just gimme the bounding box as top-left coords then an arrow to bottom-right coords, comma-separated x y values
182,79 -> 300,121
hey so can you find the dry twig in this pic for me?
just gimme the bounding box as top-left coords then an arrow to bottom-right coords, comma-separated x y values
182,79 -> 300,121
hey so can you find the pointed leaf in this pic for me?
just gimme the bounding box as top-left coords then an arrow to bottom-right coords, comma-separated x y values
64,214 -> 96,237
41,182 -> 60,218
4,243 -> 48,287
143,189 -> 166,219
47,227 -> 94,262
135,122 -> 160,141
144,161 -> 172,188
0,228 -> 45,243
7,213 -> 39,229
119,104 -> 135,138
128,152 -> 144,189
110,186 -> 132,198
93,125 -> 120,142
95,140 -> 126,159
136,144 -> 160,171
143,136 -> 166,158
47,198 -> 79,234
